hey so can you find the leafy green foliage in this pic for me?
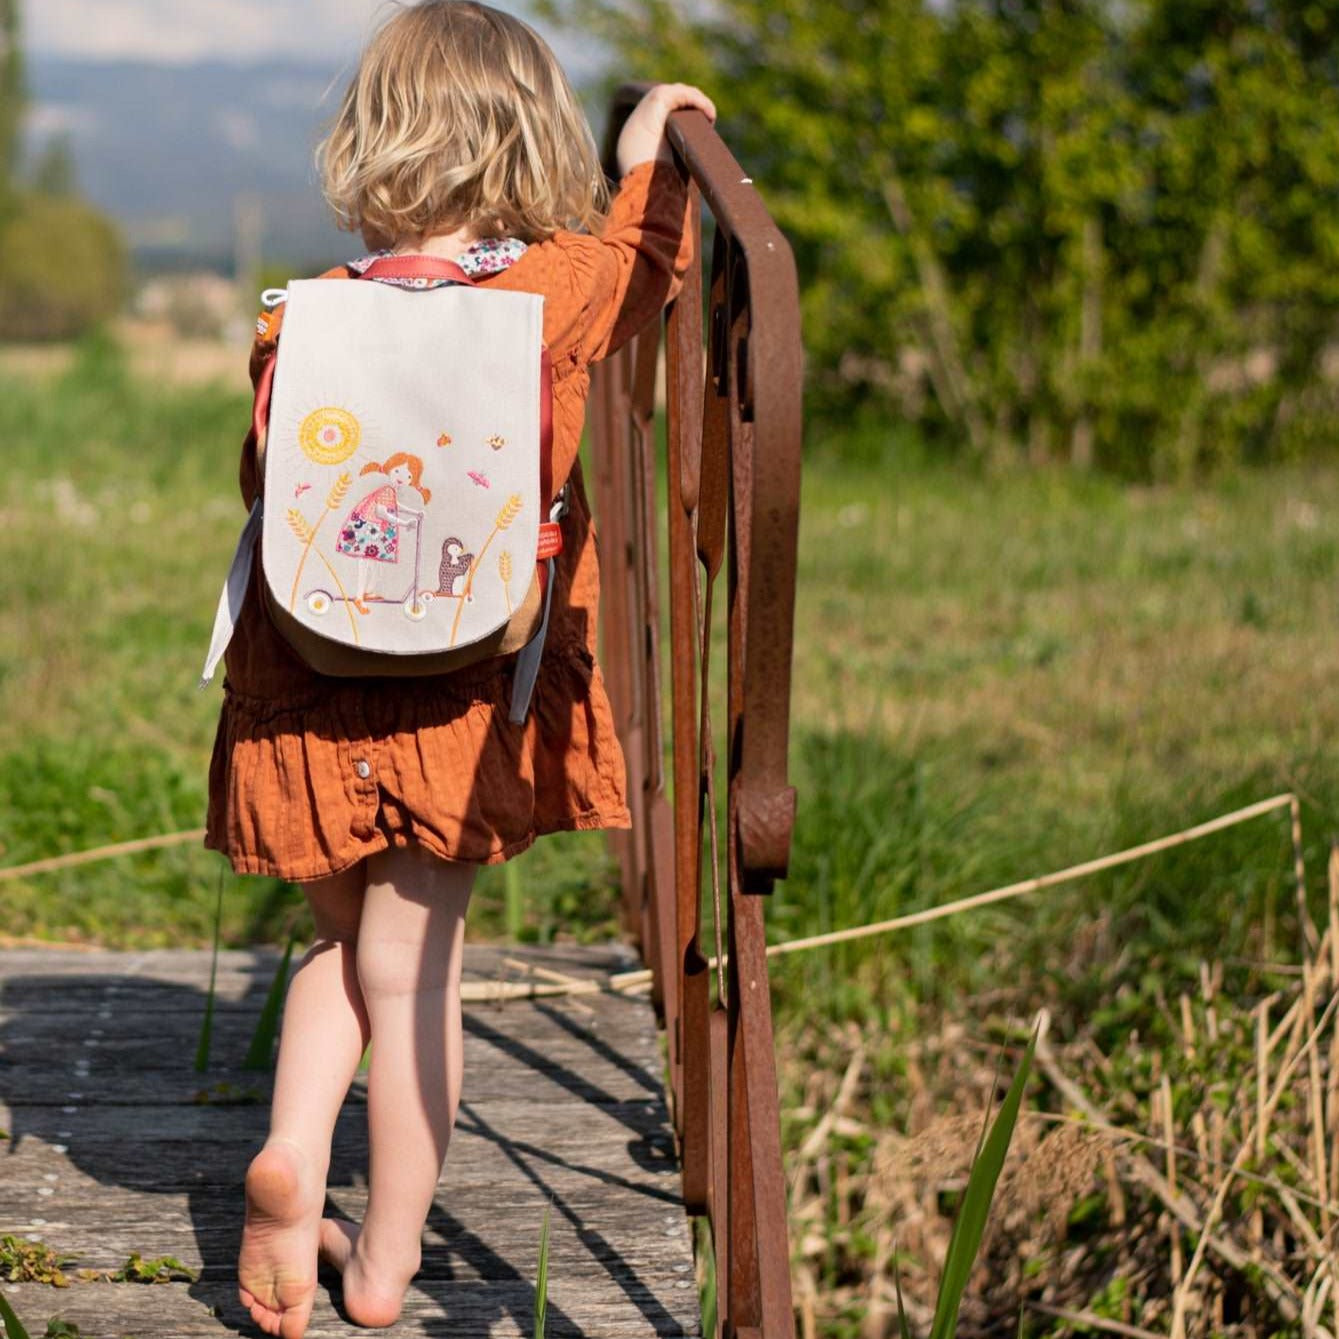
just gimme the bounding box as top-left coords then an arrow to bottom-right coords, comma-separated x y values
534,1204 -> 552,1338
545,0 -> 1339,473
0,1237 -> 70,1287
927,1027 -> 1036,1339
0,0 -> 22,199
243,937 -> 296,1070
105,1253 -> 196,1285
0,1291 -> 31,1339
0,192 -> 125,340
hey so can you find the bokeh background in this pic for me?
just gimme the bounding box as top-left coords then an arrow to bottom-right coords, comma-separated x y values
6,2 -> 1339,1334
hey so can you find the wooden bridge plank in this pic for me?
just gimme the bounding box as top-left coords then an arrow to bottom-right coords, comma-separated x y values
0,947 -> 699,1337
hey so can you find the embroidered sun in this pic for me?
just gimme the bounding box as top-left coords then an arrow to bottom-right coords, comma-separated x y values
298,406 -> 362,465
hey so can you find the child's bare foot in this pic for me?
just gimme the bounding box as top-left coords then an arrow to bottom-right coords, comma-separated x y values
317,1216 -> 417,1328
238,1139 -> 323,1338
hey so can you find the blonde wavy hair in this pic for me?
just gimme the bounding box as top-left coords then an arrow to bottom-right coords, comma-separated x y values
319,1 -> 608,247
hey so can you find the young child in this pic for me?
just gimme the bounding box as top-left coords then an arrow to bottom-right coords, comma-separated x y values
204,3 -> 714,1335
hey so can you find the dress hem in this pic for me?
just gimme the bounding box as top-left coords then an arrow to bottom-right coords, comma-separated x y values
203,804 -> 633,882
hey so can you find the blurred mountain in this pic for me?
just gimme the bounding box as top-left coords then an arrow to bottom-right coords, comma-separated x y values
26,44 -> 613,277
25,55 -> 381,274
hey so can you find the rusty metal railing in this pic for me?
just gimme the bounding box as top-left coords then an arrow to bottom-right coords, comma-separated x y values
590,88 -> 802,1339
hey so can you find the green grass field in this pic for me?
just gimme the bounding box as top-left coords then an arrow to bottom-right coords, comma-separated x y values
8,334 -> 1339,1333
5,332 -> 1338,990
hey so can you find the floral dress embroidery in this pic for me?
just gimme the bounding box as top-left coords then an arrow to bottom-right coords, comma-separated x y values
337,484 -> 399,561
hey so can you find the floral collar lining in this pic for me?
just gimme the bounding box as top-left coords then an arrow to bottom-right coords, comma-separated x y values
348,237 -> 528,288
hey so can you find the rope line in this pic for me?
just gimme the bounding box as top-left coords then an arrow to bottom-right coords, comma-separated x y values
0,793 -> 1299,1003
0,828 -> 208,882
763,791 -> 1297,958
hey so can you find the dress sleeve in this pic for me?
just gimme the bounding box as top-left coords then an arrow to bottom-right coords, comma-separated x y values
564,160 -> 694,365
239,322 -> 278,510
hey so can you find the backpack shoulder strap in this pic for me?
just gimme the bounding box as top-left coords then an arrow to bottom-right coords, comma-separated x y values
355,255 -> 474,285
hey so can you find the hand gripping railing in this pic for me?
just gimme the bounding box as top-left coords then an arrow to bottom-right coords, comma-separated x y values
590,87 -> 802,1339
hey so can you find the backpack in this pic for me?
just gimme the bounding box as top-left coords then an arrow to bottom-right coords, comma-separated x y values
201,255 -> 563,724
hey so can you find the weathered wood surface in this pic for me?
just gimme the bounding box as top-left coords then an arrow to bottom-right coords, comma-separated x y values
0,946 -> 700,1337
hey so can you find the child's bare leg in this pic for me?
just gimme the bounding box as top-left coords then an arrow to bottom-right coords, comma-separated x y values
240,865 -> 369,1338
318,844 -> 473,1327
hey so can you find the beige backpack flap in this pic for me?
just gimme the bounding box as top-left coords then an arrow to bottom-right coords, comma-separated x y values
260,278 -> 545,672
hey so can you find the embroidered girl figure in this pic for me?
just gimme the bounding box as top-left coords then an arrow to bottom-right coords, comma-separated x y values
209,4 -> 714,1335
336,453 -> 431,612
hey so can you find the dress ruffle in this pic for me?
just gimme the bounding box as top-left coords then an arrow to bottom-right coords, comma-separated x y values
206,636 -> 630,880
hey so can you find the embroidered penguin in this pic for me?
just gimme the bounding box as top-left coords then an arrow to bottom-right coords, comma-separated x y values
436,537 -> 474,597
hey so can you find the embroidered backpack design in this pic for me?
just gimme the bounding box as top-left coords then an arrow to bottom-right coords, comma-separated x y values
201,254 -> 562,723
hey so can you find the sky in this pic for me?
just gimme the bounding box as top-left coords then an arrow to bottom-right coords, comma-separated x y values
24,0 -> 569,66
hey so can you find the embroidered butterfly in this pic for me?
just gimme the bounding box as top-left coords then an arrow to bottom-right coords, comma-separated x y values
294,482 -> 312,498
467,471 -> 491,489
485,434 -> 506,451
437,433 -> 453,447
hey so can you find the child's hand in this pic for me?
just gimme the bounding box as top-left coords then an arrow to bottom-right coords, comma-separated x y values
616,83 -> 717,178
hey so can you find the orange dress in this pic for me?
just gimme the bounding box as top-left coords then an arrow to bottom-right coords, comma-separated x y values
205,161 -> 690,880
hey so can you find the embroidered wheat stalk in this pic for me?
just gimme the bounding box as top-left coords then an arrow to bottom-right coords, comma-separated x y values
499,550 -> 513,615
452,493 -> 523,645
289,472 -> 352,613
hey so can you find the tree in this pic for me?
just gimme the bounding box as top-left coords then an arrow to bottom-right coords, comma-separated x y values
0,192 -> 124,340
31,134 -> 77,197
543,0 -> 1339,474
0,0 -> 21,193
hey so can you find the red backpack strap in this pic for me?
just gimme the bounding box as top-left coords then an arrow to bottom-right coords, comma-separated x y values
355,255 -> 475,285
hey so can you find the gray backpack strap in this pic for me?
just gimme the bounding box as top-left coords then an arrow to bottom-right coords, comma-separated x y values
508,556 -> 556,724
200,498 -> 263,688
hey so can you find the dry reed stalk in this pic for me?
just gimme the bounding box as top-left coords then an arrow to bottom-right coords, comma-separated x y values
1253,997 -> 1270,1259
1300,1265 -> 1335,1339
1190,1109 -> 1209,1171
1201,960 -> 1220,1043
791,1045 -> 867,1204
1277,1185 -> 1324,1252
1293,794 -> 1318,955
1162,1076 -> 1187,1339
1034,1028 -> 1302,1320
457,967 -> 651,1003
1269,925 -> 1333,1051
1275,1134 -> 1314,1184
1295,921 -> 1330,1241
1329,845 -> 1339,1209
1173,989 -> 1339,1325
500,956 -> 595,1017
1103,1150 -> 1127,1227
1027,1302 -> 1164,1339
799,1289 -> 816,1339
1180,993 -> 1197,1060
